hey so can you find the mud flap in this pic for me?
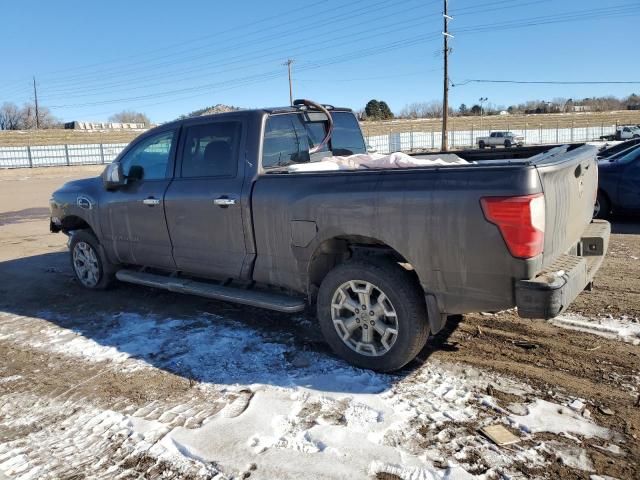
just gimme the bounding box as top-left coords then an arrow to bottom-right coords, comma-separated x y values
425,293 -> 447,335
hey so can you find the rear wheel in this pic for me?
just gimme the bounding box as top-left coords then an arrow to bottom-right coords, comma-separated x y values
593,191 -> 611,219
478,141 -> 485,149
317,259 -> 429,372
70,230 -> 116,289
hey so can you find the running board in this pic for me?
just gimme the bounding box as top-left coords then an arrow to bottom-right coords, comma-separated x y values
115,270 -> 306,313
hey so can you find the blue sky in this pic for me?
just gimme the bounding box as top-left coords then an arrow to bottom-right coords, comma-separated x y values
1,0 -> 638,122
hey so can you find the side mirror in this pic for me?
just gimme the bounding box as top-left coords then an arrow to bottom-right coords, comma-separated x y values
103,162 -> 125,190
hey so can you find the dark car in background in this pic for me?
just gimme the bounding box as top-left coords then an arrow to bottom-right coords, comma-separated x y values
597,138 -> 640,160
595,144 -> 640,218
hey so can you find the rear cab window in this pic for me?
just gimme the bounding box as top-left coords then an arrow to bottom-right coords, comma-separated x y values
261,111 -> 366,171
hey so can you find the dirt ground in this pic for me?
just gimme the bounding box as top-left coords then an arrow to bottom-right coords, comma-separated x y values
0,166 -> 639,479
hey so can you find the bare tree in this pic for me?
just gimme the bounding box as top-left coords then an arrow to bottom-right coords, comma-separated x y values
0,102 -> 58,130
19,103 -> 59,129
0,102 -> 22,130
109,110 -> 150,126
399,101 -> 443,119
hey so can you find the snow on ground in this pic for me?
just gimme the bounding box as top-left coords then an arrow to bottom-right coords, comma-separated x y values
0,310 -> 625,479
550,313 -> 640,345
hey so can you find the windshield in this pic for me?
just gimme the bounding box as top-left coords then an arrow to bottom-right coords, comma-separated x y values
262,111 -> 366,170
609,144 -> 640,162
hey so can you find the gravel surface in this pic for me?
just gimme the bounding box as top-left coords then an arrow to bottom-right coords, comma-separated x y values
0,166 -> 638,479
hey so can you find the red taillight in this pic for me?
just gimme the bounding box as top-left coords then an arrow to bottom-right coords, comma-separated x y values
481,194 -> 545,259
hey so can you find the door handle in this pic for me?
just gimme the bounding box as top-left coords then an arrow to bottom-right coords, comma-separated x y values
143,197 -> 161,206
213,197 -> 237,207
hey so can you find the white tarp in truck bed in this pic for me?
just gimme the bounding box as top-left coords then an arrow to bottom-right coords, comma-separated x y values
287,152 -> 468,173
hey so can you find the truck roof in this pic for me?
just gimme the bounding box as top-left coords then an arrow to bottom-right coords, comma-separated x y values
156,104 -> 354,130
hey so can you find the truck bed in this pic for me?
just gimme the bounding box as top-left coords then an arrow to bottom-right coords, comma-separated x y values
251,145 -> 599,316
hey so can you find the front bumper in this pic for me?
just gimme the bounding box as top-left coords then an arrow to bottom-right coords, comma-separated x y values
516,220 -> 610,319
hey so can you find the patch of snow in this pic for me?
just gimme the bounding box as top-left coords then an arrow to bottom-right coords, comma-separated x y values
0,310 -> 621,479
550,313 -> 640,345
547,442 -> 594,471
0,375 -> 22,384
509,399 -> 610,439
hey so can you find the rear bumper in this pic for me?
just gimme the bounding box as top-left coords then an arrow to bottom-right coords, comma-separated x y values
515,220 -> 610,319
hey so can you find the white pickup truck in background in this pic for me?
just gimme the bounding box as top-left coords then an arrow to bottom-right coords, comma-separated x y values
477,131 -> 525,149
599,125 -> 640,141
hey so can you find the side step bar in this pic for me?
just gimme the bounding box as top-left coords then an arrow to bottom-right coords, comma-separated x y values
115,270 -> 306,313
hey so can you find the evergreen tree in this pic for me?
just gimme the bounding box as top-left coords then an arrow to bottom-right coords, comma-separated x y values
378,101 -> 394,120
365,99 -> 382,120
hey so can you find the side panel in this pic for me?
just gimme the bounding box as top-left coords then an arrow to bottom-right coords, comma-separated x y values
251,165 -> 543,314
618,158 -> 640,210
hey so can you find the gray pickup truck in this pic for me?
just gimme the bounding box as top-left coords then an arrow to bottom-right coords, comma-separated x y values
50,100 -> 610,372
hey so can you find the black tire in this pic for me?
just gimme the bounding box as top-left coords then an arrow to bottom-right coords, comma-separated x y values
478,141 -> 485,149
594,191 -> 611,220
69,230 -> 116,290
504,140 -> 512,148
317,258 -> 429,372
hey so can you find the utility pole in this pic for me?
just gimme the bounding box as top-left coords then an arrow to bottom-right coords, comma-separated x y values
33,76 -> 40,129
283,59 -> 294,106
441,0 -> 453,151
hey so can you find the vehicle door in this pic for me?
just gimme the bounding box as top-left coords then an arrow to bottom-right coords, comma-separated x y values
100,127 -> 178,269
617,152 -> 640,210
163,117 -> 247,279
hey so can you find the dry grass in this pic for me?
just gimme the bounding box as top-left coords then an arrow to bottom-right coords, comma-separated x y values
360,110 -> 640,136
0,129 -> 144,147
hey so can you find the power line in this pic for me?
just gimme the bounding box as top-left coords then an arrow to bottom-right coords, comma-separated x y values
36,0 -> 426,89
47,33 -> 439,110
453,79 -> 640,86
40,0 -> 431,98
39,14 -> 443,102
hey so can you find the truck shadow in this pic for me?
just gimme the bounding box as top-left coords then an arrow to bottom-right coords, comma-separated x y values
0,207 -> 50,226
0,252 -> 455,395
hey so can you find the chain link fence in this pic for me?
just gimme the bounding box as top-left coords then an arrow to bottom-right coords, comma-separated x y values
0,122 -> 621,168
365,122 -> 618,154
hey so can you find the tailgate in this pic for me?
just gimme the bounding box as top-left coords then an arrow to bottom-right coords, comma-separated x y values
533,145 -> 599,266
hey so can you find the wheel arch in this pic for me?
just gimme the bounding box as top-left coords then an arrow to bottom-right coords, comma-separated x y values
61,215 -> 96,236
306,235 -> 420,300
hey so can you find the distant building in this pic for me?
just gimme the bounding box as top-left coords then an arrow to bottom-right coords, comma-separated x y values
628,104 -> 640,111
64,121 -> 148,130
567,104 -> 592,113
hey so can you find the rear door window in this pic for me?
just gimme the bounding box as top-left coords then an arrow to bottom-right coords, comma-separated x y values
180,121 -> 242,178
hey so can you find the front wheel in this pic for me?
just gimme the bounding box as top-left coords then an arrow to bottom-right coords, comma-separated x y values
317,259 -> 429,372
504,140 -> 512,148
69,230 -> 116,289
